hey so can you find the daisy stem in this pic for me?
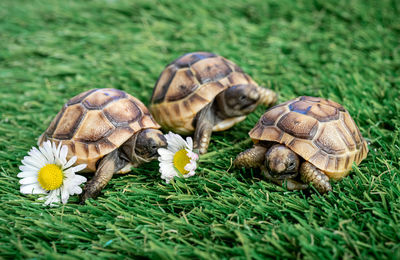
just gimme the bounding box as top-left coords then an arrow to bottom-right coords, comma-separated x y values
199,138 -> 252,161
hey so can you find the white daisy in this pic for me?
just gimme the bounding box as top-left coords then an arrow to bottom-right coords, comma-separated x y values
18,140 -> 87,207
158,132 -> 199,184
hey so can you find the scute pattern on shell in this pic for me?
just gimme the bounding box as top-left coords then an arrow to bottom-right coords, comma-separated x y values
150,52 -> 259,134
39,88 -> 160,172
249,96 -> 368,179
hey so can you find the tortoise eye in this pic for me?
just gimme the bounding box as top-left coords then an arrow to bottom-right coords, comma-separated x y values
287,162 -> 296,171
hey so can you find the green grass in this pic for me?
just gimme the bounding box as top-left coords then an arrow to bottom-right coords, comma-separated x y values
0,0 -> 399,258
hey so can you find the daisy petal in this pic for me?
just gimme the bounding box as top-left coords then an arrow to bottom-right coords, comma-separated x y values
17,171 -> 37,178
61,187 -> 70,204
186,136 -> 193,150
28,147 -> 47,165
158,153 -> 174,162
159,162 -> 175,169
38,146 -> 51,164
68,185 -> 82,195
20,183 -> 47,194
184,170 -> 196,178
160,165 -> 178,181
19,176 -> 39,185
63,156 -> 77,169
42,141 -> 55,163
19,164 -> 38,173
184,162 -> 197,172
54,142 -> 62,160
165,132 -> 187,152
186,150 -> 199,160
59,145 -> 68,165
71,175 -> 87,185
51,142 -> 58,157
158,148 -> 175,157
159,155 -> 174,162
22,156 -> 45,169
43,190 -> 60,206
64,164 -> 87,174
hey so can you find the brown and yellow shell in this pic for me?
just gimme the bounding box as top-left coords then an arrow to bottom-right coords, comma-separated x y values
38,88 -> 160,172
249,96 -> 368,180
149,52 -> 260,134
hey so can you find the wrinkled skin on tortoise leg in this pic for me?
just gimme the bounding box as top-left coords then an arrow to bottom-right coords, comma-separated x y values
80,150 -> 127,204
299,162 -> 332,194
193,103 -> 214,154
234,145 -> 267,168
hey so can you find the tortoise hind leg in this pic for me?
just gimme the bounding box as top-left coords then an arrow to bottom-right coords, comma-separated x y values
80,149 -> 128,204
234,145 -> 267,168
193,103 -> 215,154
300,161 -> 332,194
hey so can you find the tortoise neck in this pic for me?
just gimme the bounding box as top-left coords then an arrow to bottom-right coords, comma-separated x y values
213,91 -> 232,119
120,131 -> 150,166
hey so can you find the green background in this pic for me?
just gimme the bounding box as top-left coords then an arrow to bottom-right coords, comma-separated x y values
1,0 -> 399,259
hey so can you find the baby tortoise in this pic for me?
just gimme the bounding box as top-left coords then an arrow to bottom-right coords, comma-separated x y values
150,52 -> 277,154
38,88 -> 167,203
234,96 -> 368,193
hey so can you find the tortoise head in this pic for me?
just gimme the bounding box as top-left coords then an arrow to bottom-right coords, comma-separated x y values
264,144 -> 300,180
215,84 -> 261,117
122,129 -> 166,164
135,129 -> 167,160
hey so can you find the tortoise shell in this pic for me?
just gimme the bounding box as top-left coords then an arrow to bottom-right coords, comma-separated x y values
38,88 -> 160,172
249,96 -> 368,180
149,52 -> 260,134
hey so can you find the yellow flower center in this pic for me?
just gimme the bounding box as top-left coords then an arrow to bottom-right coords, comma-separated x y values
173,149 -> 191,175
38,164 -> 64,191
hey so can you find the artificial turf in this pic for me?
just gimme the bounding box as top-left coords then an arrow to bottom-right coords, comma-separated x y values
0,0 -> 399,258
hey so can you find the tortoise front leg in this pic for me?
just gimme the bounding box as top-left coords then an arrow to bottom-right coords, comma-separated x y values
300,162 -> 332,194
193,103 -> 215,154
234,145 -> 267,168
80,149 -> 128,204
261,165 -> 308,190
